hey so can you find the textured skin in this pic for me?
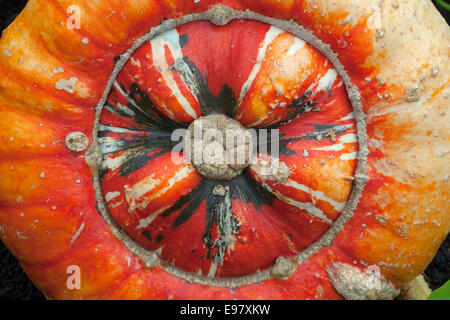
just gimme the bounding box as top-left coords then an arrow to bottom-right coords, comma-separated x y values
0,0 -> 448,300
99,20 -> 357,278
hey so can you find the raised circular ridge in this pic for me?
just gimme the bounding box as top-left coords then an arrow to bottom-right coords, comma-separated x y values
87,5 -> 369,289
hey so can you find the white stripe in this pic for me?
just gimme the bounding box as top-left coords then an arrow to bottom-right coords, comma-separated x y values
106,100 -> 136,117
124,174 -> 161,202
340,152 -> 358,160
137,205 -> 171,229
113,81 -> 145,113
127,165 -> 195,214
248,114 -> 270,127
339,113 -> 355,121
316,69 -> 338,92
105,191 -> 123,208
208,261 -> 219,278
237,27 -> 283,108
98,137 -> 125,154
102,152 -> 128,171
105,191 -> 121,202
286,37 -> 305,56
284,179 -> 346,212
311,133 -> 358,152
116,102 -> 136,116
112,81 -> 168,119
99,124 -> 141,134
273,190 -> 332,224
130,57 -> 141,68
259,181 -> 332,224
151,29 -> 198,119
70,221 -> 85,246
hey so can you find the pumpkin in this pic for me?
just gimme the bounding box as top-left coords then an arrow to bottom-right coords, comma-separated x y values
0,0 -> 448,300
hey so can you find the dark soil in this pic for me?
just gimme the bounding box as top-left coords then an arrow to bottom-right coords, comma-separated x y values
0,0 -> 28,32
0,242 -> 45,300
425,236 -> 450,290
0,0 -> 448,300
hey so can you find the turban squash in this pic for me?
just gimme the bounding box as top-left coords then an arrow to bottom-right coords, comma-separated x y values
0,0 -> 448,300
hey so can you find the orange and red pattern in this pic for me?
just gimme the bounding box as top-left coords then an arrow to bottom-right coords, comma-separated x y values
0,0 -> 448,299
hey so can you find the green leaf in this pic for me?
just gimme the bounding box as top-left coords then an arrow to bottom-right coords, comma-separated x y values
434,0 -> 450,11
428,280 -> 450,300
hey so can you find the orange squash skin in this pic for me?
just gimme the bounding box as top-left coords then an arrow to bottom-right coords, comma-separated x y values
0,0 -> 448,300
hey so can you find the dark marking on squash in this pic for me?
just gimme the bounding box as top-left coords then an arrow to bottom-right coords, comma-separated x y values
261,92 -> 316,130
203,188 -> 240,264
98,125 -> 180,177
159,170 -> 273,265
143,230 -> 152,241
119,151 -> 165,177
173,56 -> 238,117
259,124 -> 351,157
179,34 -> 189,48
99,82 -> 191,178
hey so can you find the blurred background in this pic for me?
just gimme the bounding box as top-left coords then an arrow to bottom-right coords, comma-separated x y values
0,0 -> 448,300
